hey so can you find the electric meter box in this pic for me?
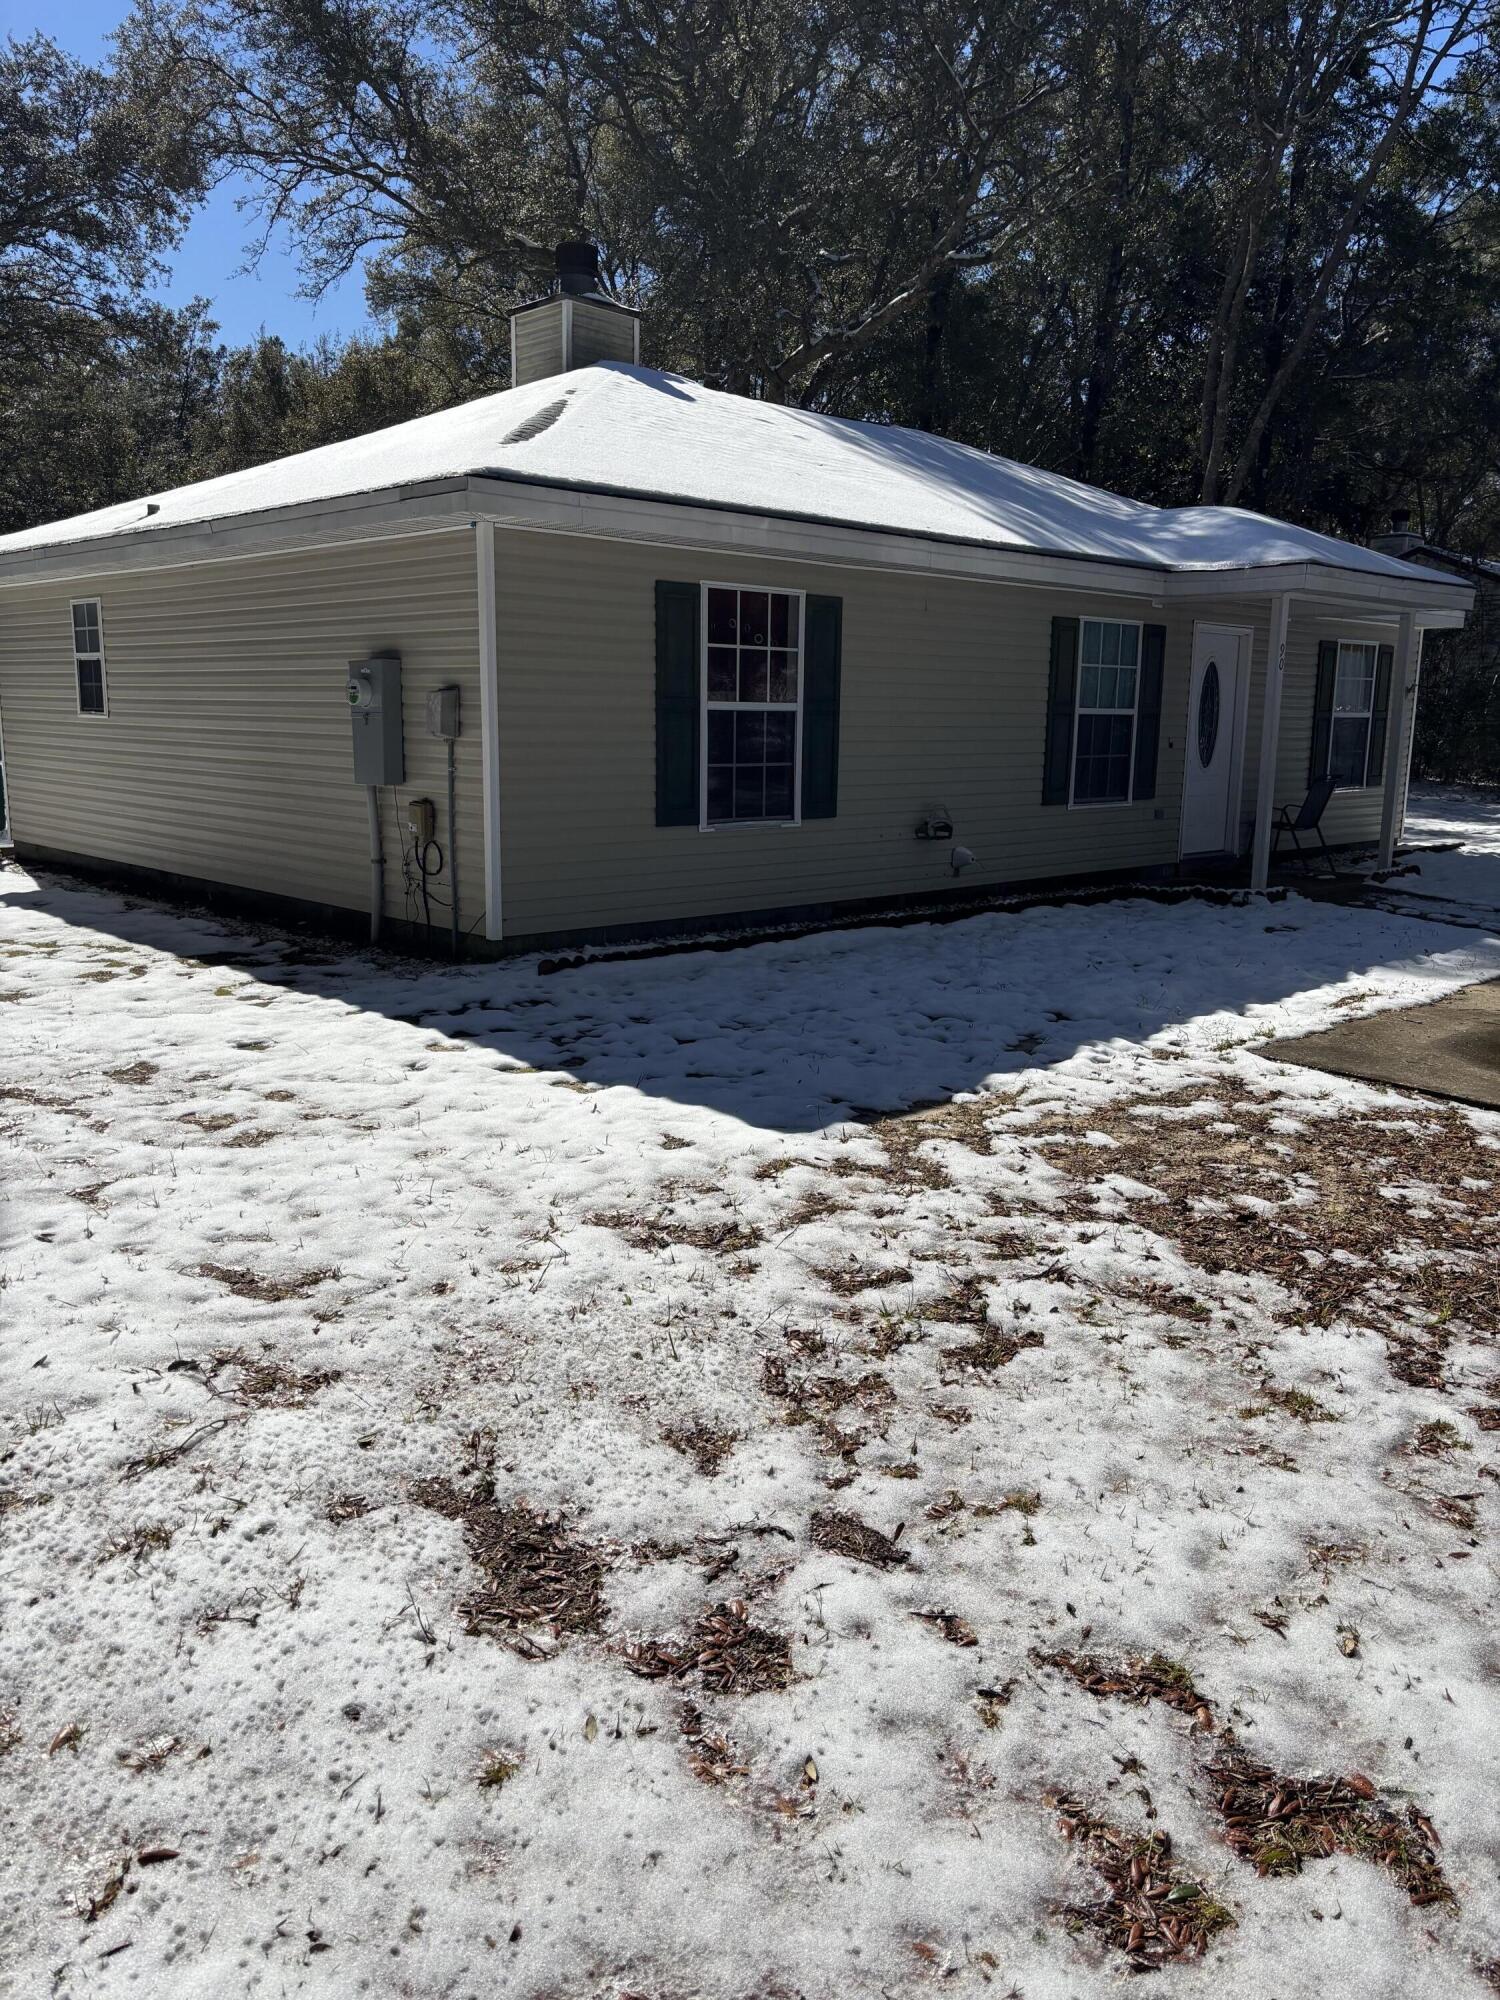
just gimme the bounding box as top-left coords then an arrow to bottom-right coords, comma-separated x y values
426,684 -> 461,739
347,651 -> 404,786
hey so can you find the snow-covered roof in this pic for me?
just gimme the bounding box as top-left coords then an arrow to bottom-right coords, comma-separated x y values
0,362 -> 1464,588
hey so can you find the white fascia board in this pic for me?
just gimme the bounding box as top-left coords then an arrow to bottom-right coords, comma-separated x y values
0,470 -> 1475,628
0,481 -> 477,589
462,474 -> 1178,599
1167,559 -> 1473,618
463,479 -> 1476,618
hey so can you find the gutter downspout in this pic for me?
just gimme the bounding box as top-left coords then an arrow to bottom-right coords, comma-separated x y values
1250,592 -> 1292,893
475,518 -> 504,942
1378,611 -> 1421,871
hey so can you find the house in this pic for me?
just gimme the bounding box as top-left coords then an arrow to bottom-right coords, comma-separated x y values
0,245 -> 1474,953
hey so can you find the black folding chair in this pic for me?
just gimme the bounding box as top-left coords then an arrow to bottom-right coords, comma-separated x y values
1271,776 -> 1339,878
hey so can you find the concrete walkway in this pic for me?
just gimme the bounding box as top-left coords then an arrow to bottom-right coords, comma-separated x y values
1264,975 -> 1500,1109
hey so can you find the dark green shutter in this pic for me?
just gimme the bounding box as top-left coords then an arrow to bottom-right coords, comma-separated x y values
655,580 -> 699,826
1043,617 -> 1079,805
801,594 -> 841,819
1309,639 -> 1338,784
1132,623 -> 1166,800
1366,643 -> 1394,786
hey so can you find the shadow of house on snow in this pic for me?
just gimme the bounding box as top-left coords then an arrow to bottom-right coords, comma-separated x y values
4,867 -> 1493,1133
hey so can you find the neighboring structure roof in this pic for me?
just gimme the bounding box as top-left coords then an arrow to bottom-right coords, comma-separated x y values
1390,543 -> 1500,583
0,362 -> 1467,590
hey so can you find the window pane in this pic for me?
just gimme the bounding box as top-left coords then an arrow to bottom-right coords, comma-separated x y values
764,764 -> 794,819
1330,715 -> 1369,785
733,767 -> 764,819
740,592 -> 769,647
1073,714 -> 1132,802
72,603 -> 99,650
1080,661 -> 1100,707
77,660 -> 105,714
769,650 -> 797,701
707,588 -> 737,645
1334,645 -> 1374,713
736,710 -> 767,760
1096,665 -> 1118,709
1115,667 -> 1137,710
707,648 -> 737,700
738,651 -> 768,703
707,766 -> 733,822
1100,622 -> 1120,667
764,712 -> 795,760
1081,623 -> 1102,666
770,595 -> 790,647
707,711 -> 734,762
1119,625 -> 1139,667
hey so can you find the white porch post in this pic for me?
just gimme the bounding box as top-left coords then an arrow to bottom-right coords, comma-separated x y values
1250,592 -> 1292,893
1377,611 -> 1421,872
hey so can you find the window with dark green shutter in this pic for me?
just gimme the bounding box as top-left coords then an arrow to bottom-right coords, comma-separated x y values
1044,615 -> 1166,806
1311,638 -> 1393,789
666,582 -> 842,828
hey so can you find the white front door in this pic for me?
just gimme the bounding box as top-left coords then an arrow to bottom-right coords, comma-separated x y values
1180,624 -> 1248,856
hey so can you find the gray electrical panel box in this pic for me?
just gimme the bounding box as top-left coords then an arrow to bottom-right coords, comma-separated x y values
426,684 -> 461,739
348,651 -> 404,786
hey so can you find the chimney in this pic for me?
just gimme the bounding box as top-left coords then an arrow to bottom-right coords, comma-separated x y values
508,241 -> 640,388
1370,505 -> 1423,559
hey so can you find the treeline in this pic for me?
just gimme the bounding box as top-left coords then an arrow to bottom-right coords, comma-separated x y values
2,0 -> 1498,770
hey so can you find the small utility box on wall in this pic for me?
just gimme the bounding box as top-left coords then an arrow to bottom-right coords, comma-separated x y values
426,684 -> 461,739
348,651 -> 404,786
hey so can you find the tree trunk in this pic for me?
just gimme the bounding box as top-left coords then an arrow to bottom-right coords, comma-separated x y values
916,261 -> 956,434
1076,40 -> 1137,481
1251,141 -> 1304,508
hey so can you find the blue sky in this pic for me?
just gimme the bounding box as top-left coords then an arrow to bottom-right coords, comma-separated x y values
1,0 -> 373,346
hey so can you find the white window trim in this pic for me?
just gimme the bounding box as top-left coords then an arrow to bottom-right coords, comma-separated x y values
698,580 -> 806,832
1329,638 -> 1379,789
1068,616 -> 1143,809
71,597 -> 109,718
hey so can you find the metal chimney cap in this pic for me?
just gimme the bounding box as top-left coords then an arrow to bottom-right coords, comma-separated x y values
555,240 -> 600,295
1390,506 -> 1412,532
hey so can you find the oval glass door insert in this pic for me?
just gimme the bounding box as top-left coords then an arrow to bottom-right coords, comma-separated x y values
1198,661 -> 1221,767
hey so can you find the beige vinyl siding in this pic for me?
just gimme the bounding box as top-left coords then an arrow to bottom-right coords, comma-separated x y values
0,531 -> 483,935
570,301 -> 638,368
493,530 -> 1197,939
1231,604 -> 1414,848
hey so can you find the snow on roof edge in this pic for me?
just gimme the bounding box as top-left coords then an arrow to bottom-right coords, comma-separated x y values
464,462 -> 1474,591
0,362 -> 1471,595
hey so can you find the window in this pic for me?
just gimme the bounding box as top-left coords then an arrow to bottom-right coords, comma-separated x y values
1330,641 -> 1377,785
1072,618 -> 1141,804
702,584 -> 802,824
71,599 -> 107,716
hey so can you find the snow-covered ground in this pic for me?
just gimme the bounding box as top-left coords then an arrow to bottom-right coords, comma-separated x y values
2,795 -> 1497,2000
1399,784 -> 1500,912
